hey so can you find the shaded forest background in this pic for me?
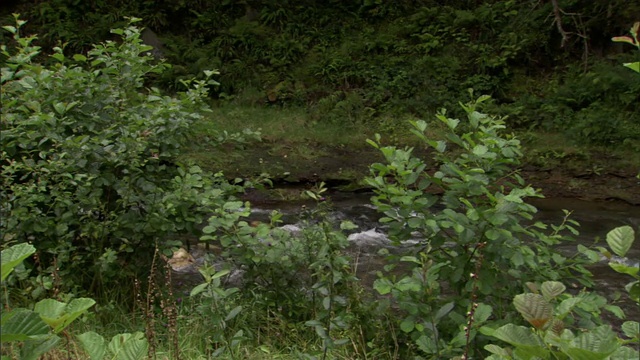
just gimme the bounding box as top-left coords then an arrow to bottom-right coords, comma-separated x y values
2,0 -> 639,147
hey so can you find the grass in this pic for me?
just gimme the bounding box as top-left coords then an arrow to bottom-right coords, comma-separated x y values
195,103 -> 372,147
182,101 -> 640,190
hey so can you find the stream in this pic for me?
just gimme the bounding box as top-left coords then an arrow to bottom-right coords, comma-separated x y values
177,190 -> 640,325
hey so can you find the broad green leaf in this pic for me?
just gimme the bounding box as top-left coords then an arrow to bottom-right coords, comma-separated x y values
340,220 -> 358,230
606,226 -> 634,257
609,262 -> 639,277
556,297 -> 583,319
627,281 -> 640,303
395,277 -> 421,292
565,325 -> 619,359
484,344 -> 511,356
34,298 -> 95,333
513,293 -> 552,329
223,201 -> 243,211
21,335 -> 61,360
621,321 -> 639,339
33,299 -> 66,328
611,346 -> 639,360
445,117 -> 460,130
1,308 -> 49,342
490,324 -> 546,349
2,25 -> 17,33
473,145 -> 488,156
107,332 -> 148,360
77,331 -> 106,360
604,305 -> 624,319
400,318 -> 415,333
415,335 -> 438,354
1,243 -> 36,282
211,268 -> 231,280
373,278 -> 393,295
414,120 -> 428,132
53,102 -> 66,115
434,302 -> 455,322
190,283 -> 208,296
474,303 -> 493,324
541,281 -> 566,301
225,306 -> 243,321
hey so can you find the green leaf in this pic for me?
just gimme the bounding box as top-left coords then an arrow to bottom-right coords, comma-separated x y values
541,281 -> 566,301
606,226 -> 634,257
490,324 -> 547,355
21,335 -> 61,360
373,278 -> 393,295
2,25 -> 17,34
623,62 -> 640,73
434,302 -> 455,322
473,145 -> 488,156
190,283 -> 208,296
77,331 -> 106,360
73,54 -> 87,62
513,293 -> 552,329
415,335 -> 438,354
211,268 -> 230,280
627,281 -> 640,303
565,325 -> 619,359
609,262 -> 639,277
34,298 -> 96,333
484,344 -> 511,356
474,303 -> 493,324
556,297 -> 583,319
340,220 -> 358,230
400,318 -> 415,333
1,243 -> 36,282
53,102 -> 66,115
611,346 -> 639,360
0,308 -> 50,342
107,332 -> 148,360
621,321 -> 639,339
225,306 -> 242,321
400,256 -> 421,264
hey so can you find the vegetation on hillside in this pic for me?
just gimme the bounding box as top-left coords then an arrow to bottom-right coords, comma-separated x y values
1,0 -> 639,147
2,0 -> 640,356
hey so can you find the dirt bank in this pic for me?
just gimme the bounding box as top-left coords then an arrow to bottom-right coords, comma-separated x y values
199,141 -> 640,205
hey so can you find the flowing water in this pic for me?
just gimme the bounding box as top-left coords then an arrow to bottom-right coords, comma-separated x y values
176,190 -> 640,324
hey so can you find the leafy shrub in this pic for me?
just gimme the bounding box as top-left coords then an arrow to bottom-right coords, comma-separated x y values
482,281 -> 639,359
366,96 -> 598,358
197,183 -> 363,357
0,16 -> 248,298
1,243 -> 150,360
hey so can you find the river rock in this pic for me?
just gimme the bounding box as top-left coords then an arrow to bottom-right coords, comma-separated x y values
348,229 -> 391,250
141,28 -> 166,59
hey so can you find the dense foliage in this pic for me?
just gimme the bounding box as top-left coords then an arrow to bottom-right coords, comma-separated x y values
1,11 -> 639,360
2,0 -> 639,146
0,17 -> 250,299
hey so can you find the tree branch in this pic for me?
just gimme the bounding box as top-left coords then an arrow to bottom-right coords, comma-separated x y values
550,0 -> 569,47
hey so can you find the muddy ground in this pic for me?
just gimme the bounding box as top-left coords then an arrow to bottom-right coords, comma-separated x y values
202,141 -> 640,205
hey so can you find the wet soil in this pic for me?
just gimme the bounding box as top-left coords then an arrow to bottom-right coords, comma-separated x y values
212,141 -> 640,205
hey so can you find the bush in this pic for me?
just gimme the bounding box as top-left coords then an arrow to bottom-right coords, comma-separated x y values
0,16 -> 247,299
365,96 -> 601,358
